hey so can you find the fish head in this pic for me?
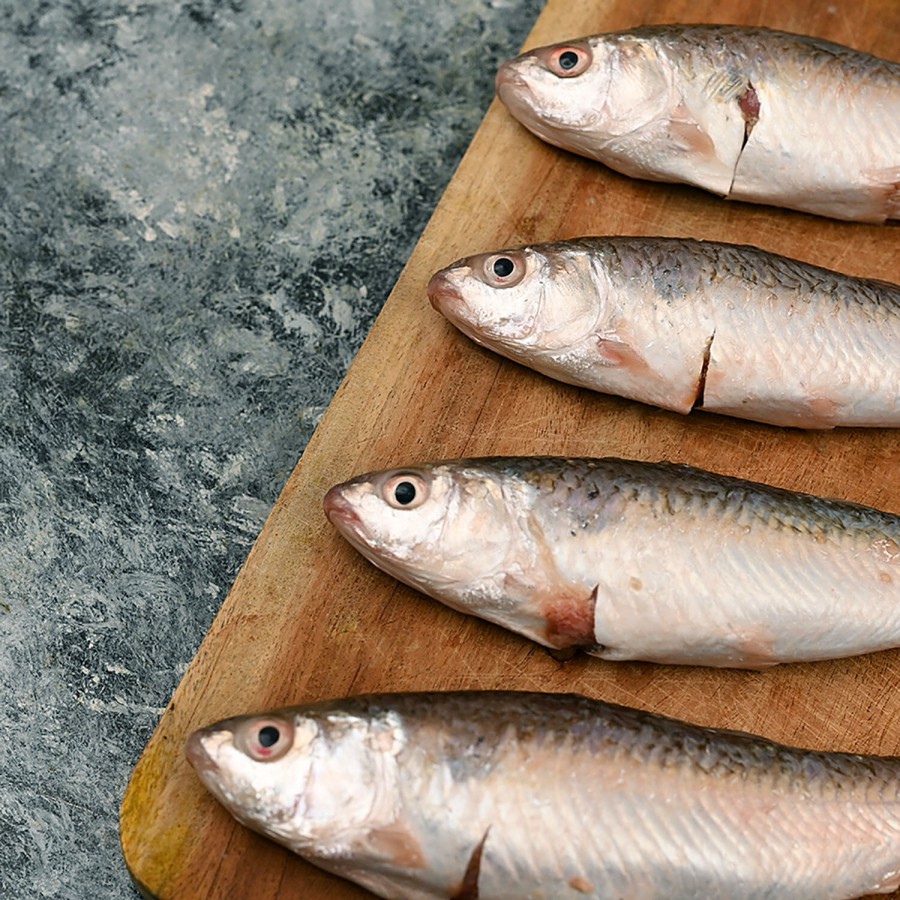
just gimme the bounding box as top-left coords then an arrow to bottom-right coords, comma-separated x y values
428,243 -> 601,357
324,462 -> 529,605
496,35 -> 672,158
186,707 -> 405,854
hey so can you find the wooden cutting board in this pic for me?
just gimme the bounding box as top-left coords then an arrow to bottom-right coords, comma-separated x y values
121,0 -> 900,897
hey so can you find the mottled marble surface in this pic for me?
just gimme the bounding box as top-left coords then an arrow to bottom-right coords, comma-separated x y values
0,1 -> 541,895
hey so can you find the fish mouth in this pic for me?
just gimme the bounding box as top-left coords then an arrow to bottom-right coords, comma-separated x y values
323,484 -> 365,535
495,60 -> 540,123
495,59 -> 530,100
496,58 -> 582,141
427,271 -> 468,319
186,728 -> 217,779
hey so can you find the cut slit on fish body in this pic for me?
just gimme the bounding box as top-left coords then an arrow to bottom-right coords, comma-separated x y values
697,69 -> 761,194
738,83 -> 760,143
727,80 -> 761,194
449,828 -> 490,900
725,79 -> 761,197
693,330 -> 716,410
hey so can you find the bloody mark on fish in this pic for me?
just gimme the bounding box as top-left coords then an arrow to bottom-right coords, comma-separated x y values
738,83 -> 760,148
884,178 -> 900,220
805,397 -> 840,426
692,331 -> 715,410
569,876 -> 595,893
544,585 -> 598,648
450,827 -> 490,899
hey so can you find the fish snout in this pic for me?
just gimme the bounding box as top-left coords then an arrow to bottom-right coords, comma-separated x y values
185,728 -> 215,776
495,58 -> 528,100
427,270 -> 467,318
495,58 -> 537,119
323,484 -> 364,534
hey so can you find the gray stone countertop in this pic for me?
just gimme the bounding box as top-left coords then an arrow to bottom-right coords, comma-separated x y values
0,1 -> 542,895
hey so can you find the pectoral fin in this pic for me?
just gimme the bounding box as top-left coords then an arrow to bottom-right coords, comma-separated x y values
595,335 -> 651,375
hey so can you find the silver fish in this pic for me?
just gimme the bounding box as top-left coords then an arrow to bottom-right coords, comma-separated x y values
496,25 -> 900,222
324,457 -> 900,668
427,237 -> 900,428
187,690 -> 900,899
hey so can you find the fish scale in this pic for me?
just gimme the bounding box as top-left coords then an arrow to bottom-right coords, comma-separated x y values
508,457 -> 893,540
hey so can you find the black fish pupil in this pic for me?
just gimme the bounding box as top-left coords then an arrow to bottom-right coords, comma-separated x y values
559,50 -> 579,70
258,726 -> 280,748
493,257 -> 514,278
394,481 -> 416,505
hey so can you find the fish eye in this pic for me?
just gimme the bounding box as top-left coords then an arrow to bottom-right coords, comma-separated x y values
546,44 -> 592,78
235,716 -> 294,762
382,473 -> 429,510
493,257 -> 515,278
258,726 -> 280,747
482,251 -> 526,289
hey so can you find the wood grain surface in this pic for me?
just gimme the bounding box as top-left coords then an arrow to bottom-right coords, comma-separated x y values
120,0 -> 900,897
